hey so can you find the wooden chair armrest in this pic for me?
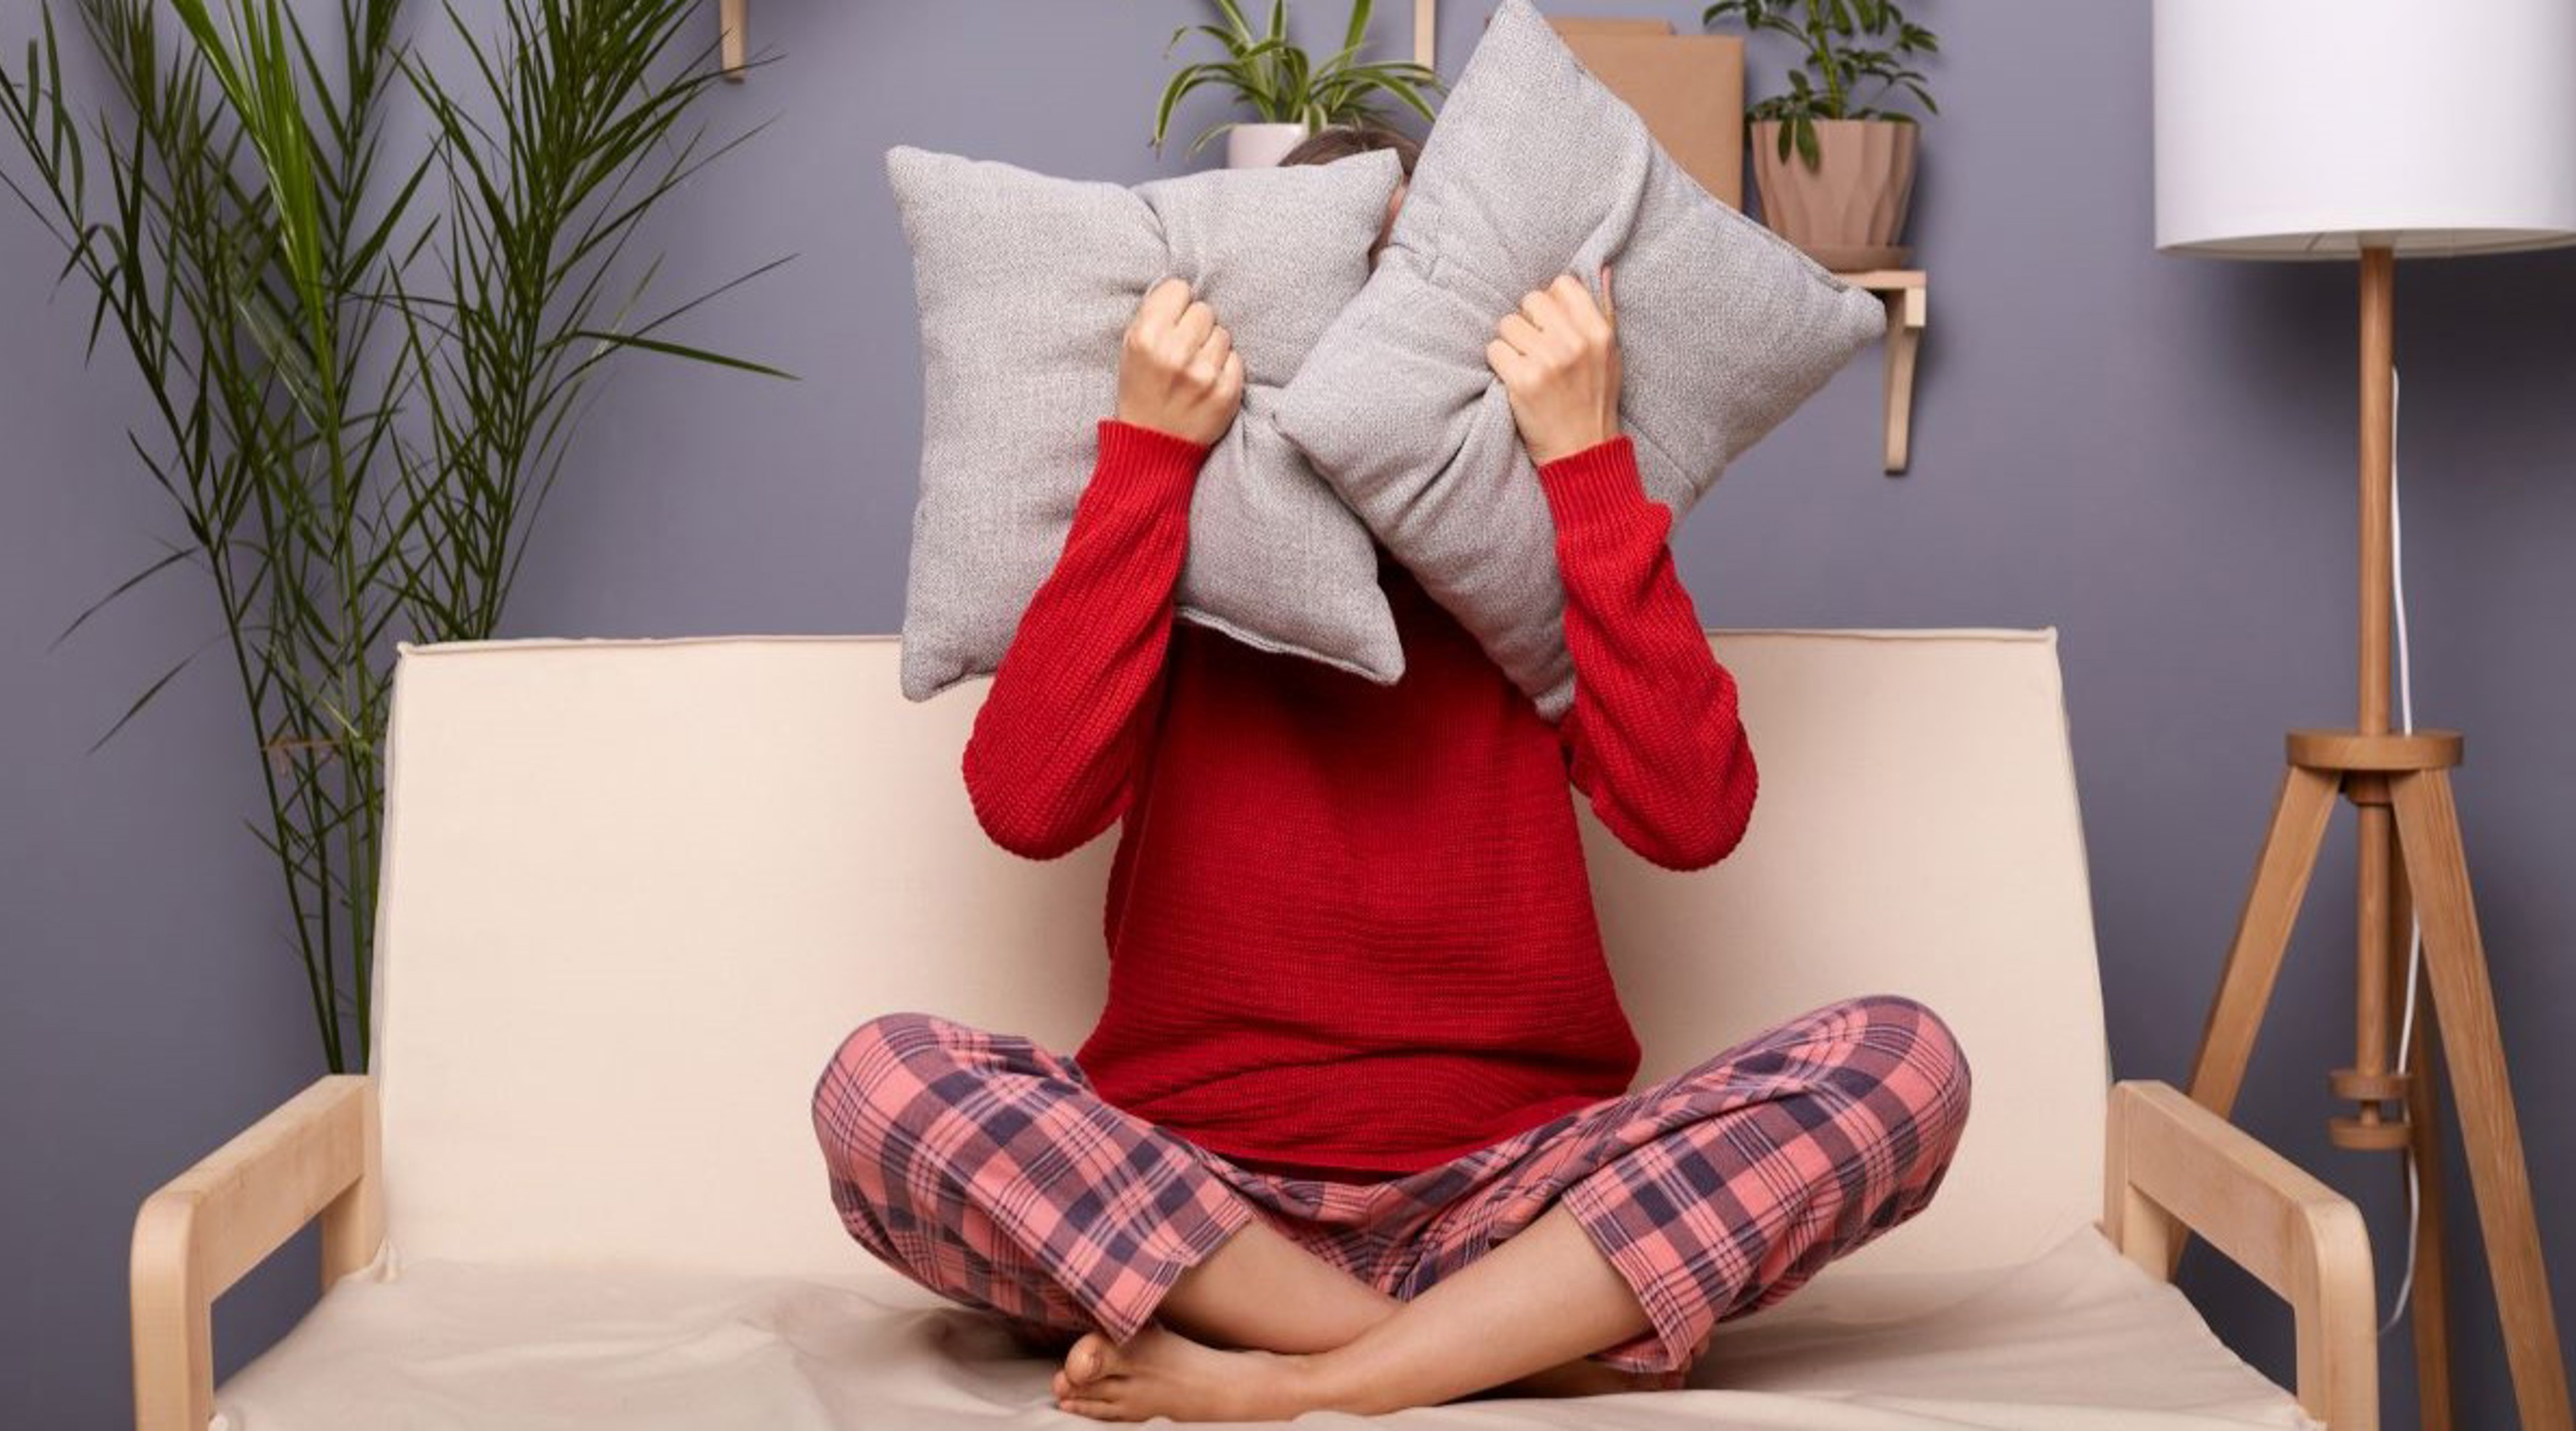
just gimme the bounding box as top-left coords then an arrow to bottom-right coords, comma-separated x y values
2102,1078 -> 2376,1431
131,1074 -> 382,1431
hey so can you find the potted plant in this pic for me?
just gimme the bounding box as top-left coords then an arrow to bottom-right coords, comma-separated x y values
1703,0 -> 1938,269
1152,0 -> 1444,168
0,0 -> 783,1072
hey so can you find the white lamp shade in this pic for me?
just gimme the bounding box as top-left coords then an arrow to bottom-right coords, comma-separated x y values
2155,0 -> 2576,258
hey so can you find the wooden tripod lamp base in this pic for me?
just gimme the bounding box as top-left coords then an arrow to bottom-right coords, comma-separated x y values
2171,250 -> 2571,1431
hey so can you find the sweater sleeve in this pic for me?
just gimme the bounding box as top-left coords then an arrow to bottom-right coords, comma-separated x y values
1536,434 -> 1759,871
960,418 -> 1209,860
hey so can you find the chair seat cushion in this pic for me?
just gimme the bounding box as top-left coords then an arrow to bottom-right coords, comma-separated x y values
213,1224 -> 2316,1430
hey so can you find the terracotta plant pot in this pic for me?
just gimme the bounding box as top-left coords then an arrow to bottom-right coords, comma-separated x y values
1226,121 -> 1311,169
1749,117 -> 1919,270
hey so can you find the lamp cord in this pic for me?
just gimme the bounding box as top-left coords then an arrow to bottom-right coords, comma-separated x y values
2383,365 -> 2424,1338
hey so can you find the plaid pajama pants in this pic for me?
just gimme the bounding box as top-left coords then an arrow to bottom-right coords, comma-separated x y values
809,992 -> 1970,1375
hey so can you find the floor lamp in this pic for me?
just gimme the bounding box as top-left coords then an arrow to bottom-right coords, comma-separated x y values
2153,3 -> 2575,1428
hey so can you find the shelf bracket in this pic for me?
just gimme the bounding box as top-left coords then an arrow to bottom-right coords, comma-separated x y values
1835,269 -> 1927,475
721,0 -> 747,81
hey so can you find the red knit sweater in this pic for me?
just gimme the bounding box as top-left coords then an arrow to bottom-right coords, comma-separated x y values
961,419 -> 1758,1178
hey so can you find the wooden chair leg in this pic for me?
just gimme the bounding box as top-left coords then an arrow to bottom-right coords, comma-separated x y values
2387,769 -> 2572,1431
2397,840 -> 2456,1431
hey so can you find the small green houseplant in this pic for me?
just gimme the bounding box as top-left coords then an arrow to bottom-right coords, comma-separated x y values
1152,0 -> 1442,168
1703,0 -> 1939,266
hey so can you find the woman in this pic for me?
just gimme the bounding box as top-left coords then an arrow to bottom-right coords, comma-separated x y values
812,125 -> 1972,1423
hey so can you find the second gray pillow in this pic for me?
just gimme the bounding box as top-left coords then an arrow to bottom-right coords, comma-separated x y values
886,145 -> 1406,702
1275,0 -> 1886,719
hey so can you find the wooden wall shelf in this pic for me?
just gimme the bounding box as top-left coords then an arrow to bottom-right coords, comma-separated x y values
1835,269 -> 1925,475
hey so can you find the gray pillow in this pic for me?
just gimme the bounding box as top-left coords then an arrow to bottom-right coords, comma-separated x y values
1273,0 -> 1885,719
885,145 -> 1406,702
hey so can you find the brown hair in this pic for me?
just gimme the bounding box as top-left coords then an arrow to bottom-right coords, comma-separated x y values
1277,122 -> 1422,177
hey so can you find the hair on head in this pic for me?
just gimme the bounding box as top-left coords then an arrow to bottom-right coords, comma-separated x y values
1277,122 -> 1422,178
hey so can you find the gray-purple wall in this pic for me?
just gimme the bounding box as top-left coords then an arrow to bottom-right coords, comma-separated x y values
5,3 -> 2570,1425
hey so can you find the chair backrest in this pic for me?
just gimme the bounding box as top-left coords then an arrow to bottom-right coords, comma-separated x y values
370,631 -> 2107,1283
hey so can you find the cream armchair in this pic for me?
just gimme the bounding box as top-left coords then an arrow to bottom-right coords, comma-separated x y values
132,631 -> 2375,1430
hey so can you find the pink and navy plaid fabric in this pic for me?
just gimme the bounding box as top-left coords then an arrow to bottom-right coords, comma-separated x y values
810,993 -> 1970,1374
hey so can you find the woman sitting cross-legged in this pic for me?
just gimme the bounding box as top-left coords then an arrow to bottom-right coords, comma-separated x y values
812,124 -> 1973,1424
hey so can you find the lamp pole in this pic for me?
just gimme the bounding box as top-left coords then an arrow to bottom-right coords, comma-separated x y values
2333,246 -> 2402,1155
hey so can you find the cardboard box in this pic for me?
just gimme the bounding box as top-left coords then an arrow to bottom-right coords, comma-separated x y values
1546,18 -> 1746,209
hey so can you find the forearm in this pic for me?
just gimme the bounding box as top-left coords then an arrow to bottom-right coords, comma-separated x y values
1540,435 -> 1758,871
962,419 -> 1205,858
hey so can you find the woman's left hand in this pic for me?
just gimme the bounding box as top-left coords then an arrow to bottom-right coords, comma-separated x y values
1486,264 -> 1621,467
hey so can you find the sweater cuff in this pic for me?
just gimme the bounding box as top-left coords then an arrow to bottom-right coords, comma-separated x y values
1534,433 -> 1650,533
1096,418 -> 1213,505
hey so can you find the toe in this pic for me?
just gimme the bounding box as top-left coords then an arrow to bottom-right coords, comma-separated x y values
1064,1332 -> 1116,1385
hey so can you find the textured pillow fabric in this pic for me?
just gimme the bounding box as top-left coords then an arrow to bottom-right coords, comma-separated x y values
885,145 -> 1406,702
1273,0 -> 1885,719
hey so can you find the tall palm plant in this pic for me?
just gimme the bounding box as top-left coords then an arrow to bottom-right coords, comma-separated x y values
0,0 -> 784,1072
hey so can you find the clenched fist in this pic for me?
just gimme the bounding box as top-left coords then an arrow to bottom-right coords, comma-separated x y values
1116,276 -> 1245,447
1485,265 -> 1621,467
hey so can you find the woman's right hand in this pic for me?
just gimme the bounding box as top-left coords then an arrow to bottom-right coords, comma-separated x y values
1116,276 -> 1244,447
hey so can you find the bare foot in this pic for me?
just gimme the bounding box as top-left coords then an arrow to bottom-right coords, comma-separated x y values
1053,1322 -> 1328,1422
1487,1356 -> 1685,1399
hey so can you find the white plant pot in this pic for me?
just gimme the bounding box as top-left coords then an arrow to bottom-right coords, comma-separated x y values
1226,122 -> 1311,169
